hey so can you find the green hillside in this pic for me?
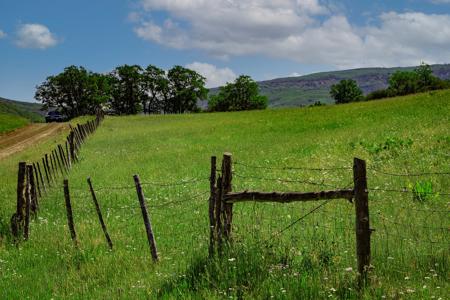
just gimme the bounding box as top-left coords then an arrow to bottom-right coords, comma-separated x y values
0,97 -> 44,133
0,91 -> 449,299
210,64 -> 450,108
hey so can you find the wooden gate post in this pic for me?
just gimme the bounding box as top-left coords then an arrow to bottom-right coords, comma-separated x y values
208,156 -> 217,257
222,153 -> 233,240
353,157 -> 371,286
133,175 -> 158,262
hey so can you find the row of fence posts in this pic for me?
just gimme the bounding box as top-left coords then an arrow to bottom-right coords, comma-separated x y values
11,112 -> 104,241
208,153 -> 372,286
60,175 -> 159,261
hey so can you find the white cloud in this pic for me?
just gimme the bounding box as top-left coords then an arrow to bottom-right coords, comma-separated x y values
430,0 -> 450,4
133,1 -> 450,68
15,24 -> 58,49
185,62 -> 237,88
0,29 -> 6,39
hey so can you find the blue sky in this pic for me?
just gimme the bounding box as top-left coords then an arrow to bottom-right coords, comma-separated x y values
1,0 -> 450,102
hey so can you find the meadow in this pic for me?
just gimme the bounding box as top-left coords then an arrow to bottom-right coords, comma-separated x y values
0,90 -> 449,299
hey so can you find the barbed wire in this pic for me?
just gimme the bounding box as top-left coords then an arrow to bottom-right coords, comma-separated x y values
233,172 -> 344,189
368,167 -> 450,177
234,161 -> 352,171
377,213 -> 449,231
368,187 -> 450,196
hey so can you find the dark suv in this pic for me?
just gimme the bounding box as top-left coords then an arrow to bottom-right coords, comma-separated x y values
45,111 -> 66,123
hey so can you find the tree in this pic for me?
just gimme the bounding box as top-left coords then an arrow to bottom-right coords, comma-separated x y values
208,75 -> 268,112
35,65 -> 110,118
109,65 -> 144,115
166,66 -> 208,113
388,71 -> 419,96
141,65 -> 167,114
330,79 -> 364,104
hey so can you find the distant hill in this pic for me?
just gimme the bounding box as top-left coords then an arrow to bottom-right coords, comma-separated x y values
0,97 -> 44,123
209,64 -> 450,108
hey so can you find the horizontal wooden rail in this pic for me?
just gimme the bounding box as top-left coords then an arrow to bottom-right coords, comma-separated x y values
224,189 -> 354,204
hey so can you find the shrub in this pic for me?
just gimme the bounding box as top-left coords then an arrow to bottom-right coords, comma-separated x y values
412,180 -> 434,202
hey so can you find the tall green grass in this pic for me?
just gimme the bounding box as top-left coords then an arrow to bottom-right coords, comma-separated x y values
0,113 -> 29,133
0,91 -> 449,299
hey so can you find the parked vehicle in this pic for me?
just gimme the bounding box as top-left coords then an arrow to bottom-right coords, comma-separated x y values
45,111 -> 66,123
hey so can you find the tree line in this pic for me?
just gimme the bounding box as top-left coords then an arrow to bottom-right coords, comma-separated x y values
330,63 -> 450,104
35,65 -> 267,118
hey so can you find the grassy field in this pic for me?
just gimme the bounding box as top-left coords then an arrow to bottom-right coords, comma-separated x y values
0,98 -> 44,133
0,91 -> 449,299
0,113 -> 29,133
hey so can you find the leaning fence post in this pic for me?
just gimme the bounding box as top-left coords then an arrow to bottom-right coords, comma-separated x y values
32,163 -> 41,198
133,175 -> 158,262
87,177 -> 113,250
63,179 -> 78,248
209,156 -> 217,257
353,157 -> 371,286
222,153 -> 233,240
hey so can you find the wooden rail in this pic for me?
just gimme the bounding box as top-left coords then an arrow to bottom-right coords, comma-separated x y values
224,189 -> 354,203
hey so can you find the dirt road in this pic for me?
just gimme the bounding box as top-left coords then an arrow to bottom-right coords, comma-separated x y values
0,123 -> 67,160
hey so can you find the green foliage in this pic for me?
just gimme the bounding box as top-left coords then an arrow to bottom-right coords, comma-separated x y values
166,66 -> 208,113
411,180 -> 434,202
329,79 -> 363,104
388,71 -> 419,96
358,137 -> 413,158
35,66 -> 110,119
365,89 -> 391,101
208,75 -> 268,112
0,113 -> 28,133
109,65 -> 144,115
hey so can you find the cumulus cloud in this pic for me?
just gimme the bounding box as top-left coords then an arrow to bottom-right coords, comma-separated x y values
0,29 -> 6,38
185,62 -> 237,88
15,24 -> 58,49
133,0 -> 450,68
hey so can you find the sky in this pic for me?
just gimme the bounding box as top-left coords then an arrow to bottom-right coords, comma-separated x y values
1,0 -> 450,102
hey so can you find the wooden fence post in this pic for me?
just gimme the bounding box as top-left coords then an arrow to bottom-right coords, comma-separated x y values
36,161 -> 46,193
58,144 -> 69,173
133,175 -> 158,262
54,149 -> 64,177
222,153 -> 233,240
28,165 -> 38,215
49,152 -> 57,181
44,154 -> 53,184
209,156 -> 217,257
24,165 -> 32,240
353,157 -> 371,286
11,162 -> 27,238
215,175 -> 223,253
32,163 -> 42,198
63,179 -> 78,248
65,141 -> 71,168
87,177 -> 113,249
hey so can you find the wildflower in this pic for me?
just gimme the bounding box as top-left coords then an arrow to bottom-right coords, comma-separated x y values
406,289 -> 415,293
387,257 -> 394,260
404,276 -> 410,280
344,267 -> 353,272
228,258 -> 236,262
330,287 -> 336,292
423,285 -> 427,289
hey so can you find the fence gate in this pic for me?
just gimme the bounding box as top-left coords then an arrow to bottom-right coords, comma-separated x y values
208,153 -> 372,285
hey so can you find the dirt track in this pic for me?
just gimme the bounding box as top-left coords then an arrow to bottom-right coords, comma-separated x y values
0,123 -> 67,160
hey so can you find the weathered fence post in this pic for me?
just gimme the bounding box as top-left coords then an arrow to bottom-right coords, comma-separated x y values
65,141 -> 72,168
87,177 -> 113,250
32,163 -> 41,198
222,153 -> 233,240
24,165 -> 32,240
63,179 -> 78,248
209,156 -> 217,257
28,165 -> 38,215
44,154 -> 53,184
215,175 -> 223,253
353,157 -> 371,286
49,152 -> 57,181
36,161 -> 46,193
54,149 -> 64,177
133,175 -> 158,262
11,162 -> 27,238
